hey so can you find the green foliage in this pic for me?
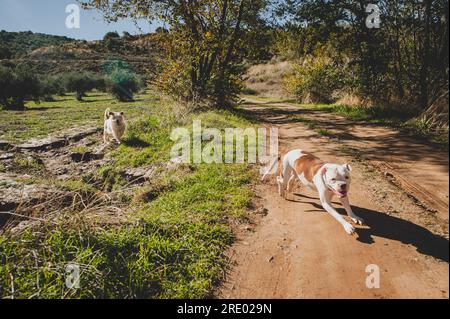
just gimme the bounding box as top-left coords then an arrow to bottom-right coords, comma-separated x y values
103,32 -> 122,50
284,56 -> 349,103
62,72 -> 104,101
103,31 -> 120,40
277,0 -> 449,116
0,65 -> 42,110
0,44 -> 12,59
84,0 -> 270,106
0,30 -> 74,58
103,60 -> 141,101
108,68 -> 139,102
39,75 -> 67,101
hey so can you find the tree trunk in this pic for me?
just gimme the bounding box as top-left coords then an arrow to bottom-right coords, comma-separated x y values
215,0 -> 245,106
419,0 -> 432,109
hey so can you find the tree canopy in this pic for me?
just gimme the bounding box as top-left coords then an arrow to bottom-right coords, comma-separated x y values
81,0 -> 271,105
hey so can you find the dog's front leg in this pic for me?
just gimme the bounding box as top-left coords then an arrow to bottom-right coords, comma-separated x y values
112,131 -> 121,144
339,197 -> 364,225
320,194 -> 355,235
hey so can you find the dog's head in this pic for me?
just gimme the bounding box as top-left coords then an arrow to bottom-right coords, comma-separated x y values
107,111 -> 125,125
322,164 -> 352,198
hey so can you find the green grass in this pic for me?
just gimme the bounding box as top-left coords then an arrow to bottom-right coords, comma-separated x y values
9,155 -> 45,175
70,145 -> 89,154
0,163 -> 253,298
0,92 -> 158,143
294,116 -> 317,129
315,128 -> 335,137
0,95 -> 257,299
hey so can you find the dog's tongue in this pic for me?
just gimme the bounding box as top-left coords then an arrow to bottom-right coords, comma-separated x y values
333,190 -> 347,198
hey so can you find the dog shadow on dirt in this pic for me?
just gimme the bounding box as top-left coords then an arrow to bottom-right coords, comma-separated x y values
293,193 -> 449,263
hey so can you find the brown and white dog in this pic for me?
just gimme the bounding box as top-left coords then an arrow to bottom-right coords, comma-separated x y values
103,108 -> 126,144
262,149 -> 364,235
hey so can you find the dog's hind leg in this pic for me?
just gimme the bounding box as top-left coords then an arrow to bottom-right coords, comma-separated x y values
276,175 -> 283,195
286,172 -> 296,192
280,164 -> 293,198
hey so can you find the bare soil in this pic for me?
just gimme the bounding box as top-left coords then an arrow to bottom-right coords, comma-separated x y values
217,100 -> 449,299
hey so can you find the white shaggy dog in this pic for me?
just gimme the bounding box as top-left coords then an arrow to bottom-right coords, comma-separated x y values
103,108 -> 126,144
262,149 -> 364,235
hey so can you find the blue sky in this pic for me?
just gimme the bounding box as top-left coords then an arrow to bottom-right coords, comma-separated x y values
0,0 -> 161,40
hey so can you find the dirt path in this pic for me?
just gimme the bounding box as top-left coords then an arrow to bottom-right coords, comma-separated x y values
217,100 -> 449,299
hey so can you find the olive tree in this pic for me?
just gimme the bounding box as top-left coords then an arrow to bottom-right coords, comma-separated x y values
0,66 -> 42,110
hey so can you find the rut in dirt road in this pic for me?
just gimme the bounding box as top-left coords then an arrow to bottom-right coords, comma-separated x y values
218,101 -> 449,299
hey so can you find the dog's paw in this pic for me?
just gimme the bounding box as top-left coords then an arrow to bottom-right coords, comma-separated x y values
351,216 -> 364,225
343,222 -> 355,235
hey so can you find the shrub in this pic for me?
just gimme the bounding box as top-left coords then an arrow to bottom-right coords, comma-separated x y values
93,76 -> 107,93
0,66 -> 42,110
39,75 -> 67,101
153,57 -> 192,101
0,45 -> 12,59
108,69 -> 139,102
103,31 -> 120,40
284,56 -> 349,104
62,72 -> 101,101
104,61 -> 139,102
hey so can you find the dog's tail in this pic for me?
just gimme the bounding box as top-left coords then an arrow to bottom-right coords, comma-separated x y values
261,155 -> 281,181
104,108 -> 111,121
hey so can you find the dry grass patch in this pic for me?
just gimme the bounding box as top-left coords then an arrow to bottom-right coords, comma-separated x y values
244,60 -> 293,98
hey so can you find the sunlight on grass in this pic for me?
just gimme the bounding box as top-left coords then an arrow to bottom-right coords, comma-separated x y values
0,92 -> 158,143
0,95 -> 257,299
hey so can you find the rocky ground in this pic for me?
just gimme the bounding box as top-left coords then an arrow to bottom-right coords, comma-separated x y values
0,125 -> 178,233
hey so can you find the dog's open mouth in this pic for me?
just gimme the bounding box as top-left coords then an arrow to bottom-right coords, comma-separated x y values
333,190 -> 348,198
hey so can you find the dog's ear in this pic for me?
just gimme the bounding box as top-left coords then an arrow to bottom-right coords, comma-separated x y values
344,163 -> 352,171
120,112 -> 124,116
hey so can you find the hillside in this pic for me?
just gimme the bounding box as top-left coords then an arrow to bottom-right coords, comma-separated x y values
0,31 -> 161,75
0,30 -> 75,58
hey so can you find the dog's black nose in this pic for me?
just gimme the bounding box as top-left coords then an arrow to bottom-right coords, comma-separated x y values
340,184 -> 347,190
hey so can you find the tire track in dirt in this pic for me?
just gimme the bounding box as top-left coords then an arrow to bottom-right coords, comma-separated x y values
217,100 -> 449,299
